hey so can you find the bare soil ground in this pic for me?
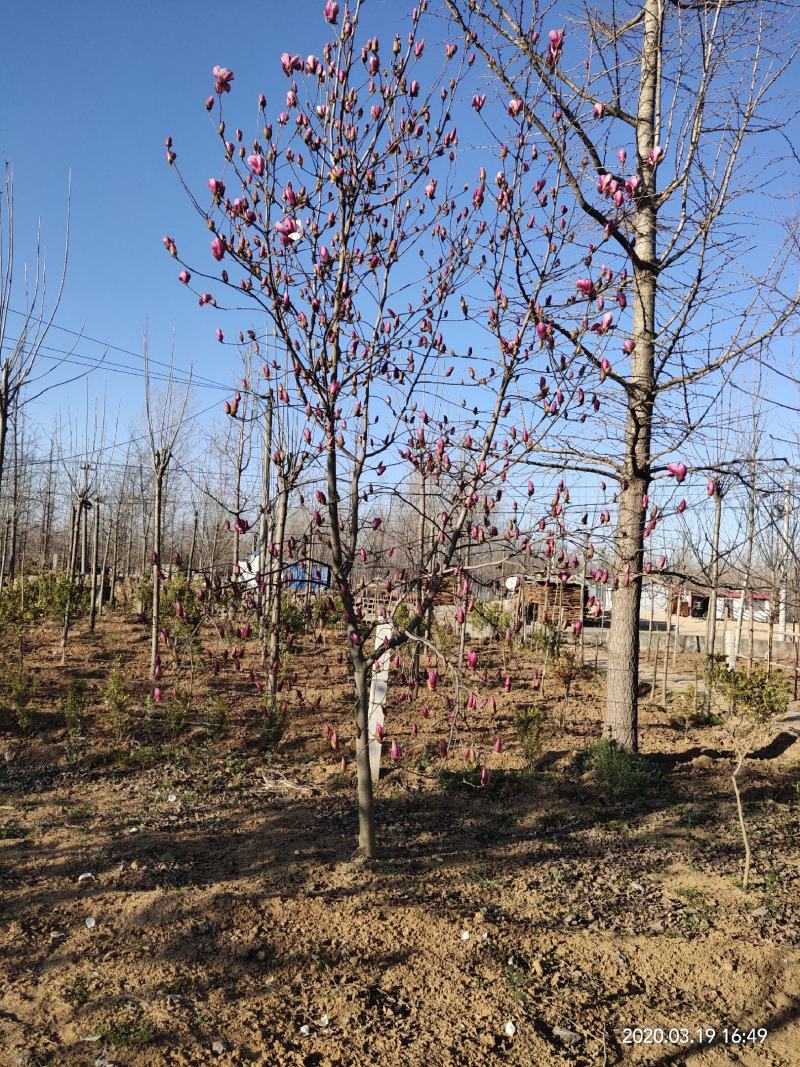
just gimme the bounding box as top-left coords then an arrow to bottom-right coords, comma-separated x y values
1,615 -> 798,1067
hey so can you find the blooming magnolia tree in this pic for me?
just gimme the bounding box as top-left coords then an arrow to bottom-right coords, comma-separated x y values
164,0 -> 618,853
446,0 -> 800,750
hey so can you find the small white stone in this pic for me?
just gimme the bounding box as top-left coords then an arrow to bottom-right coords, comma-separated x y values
167,794 -> 177,803
504,1020 -> 516,1038
319,1014 -> 330,1027
85,917 -> 96,929
460,929 -> 470,941
212,1041 -> 224,1054
77,872 -> 94,882
299,1024 -> 311,1036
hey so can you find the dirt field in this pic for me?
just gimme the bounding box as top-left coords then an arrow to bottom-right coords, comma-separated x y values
1,615 -> 799,1066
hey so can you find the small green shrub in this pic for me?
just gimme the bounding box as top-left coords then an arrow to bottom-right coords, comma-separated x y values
668,686 -> 719,731
259,701 -> 286,748
583,739 -> 658,799
64,679 -> 87,742
279,592 -> 305,636
473,601 -> 514,638
392,600 -> 411,633
204,695 -> 228,732
530,620 -> 563,659
104,660 -> 132,739
313,592 -> 344,627
516,703 -> 547,763
706,662 -> 789,724
0,664 -> 35,731
163,689 -> 191,737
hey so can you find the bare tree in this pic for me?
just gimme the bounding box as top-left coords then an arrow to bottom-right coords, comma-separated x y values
144,338 -> 191,681
445,0 -> 800,749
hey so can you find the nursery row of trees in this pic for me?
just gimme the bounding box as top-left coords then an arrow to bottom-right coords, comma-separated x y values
2,0 -> 799,855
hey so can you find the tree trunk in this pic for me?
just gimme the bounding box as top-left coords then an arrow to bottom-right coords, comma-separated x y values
98,517 -> 112,616
0,517 -> 9,596
151,469 -> 164,680
109,517 -> 120,610
88,498 -> 101,631
60,501 -> 81,664
268,480 -> 289,702
411,465 -> 426,685
706,490 -> 723,664
353,656 -> 377,858
603,0 -> 661,752
187,508 -> 198,585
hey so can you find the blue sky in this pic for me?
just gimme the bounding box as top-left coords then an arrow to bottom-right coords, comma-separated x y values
2,0 -> 406,426
3,0 -> 798,531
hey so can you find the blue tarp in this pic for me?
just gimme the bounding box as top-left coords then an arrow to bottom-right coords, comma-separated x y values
283,562 -> 331,590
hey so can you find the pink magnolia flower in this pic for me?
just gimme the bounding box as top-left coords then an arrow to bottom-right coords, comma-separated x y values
438,738 -> 448,759
390,740 -> 402,762
324,0 -> 339,23
280,53 -> 303,77
576,278 -> 594,298
508,98 -> 524,118
648,144 -> 664,166
210,237 -> 225,261
208,177 -> 225,199
668,461 -> 688,483
677,499 -> 687,513
212,65 -> 235,94
427,669 -> 439,690
480,766 -> 489,787
274,216 -> 304,245
374,722 -> 385,741
153,687 -> 162,703
493,736 -> 502,753
707,479 -> 717,496
248,153 -> 265,176
409,80 -> 420,98
178,270 -> 191,284
466,650 -> 478,669
471,94 -> 486,112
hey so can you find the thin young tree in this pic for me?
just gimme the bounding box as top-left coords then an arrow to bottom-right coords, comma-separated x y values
144,339 -> 191,681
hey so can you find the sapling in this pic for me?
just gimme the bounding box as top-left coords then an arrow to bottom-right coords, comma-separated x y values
706,660 -> 788,890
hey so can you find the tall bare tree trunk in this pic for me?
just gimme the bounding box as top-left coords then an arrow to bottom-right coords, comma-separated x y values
268,480 -> 289,702
151,469 -> 164,680
735,480 -> 756,664
0,517 -> 9,595
88,497 -> 101,631
604,0 -> 661,752
187,508 -> 198,584
706,489 -> 723,663
109,517 -> 120,610
98,517 -> 112,616
60,501 -> 81,664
